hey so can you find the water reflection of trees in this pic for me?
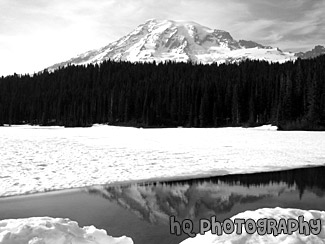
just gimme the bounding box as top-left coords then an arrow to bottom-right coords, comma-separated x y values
88,166 -> 325,224
156,166 -> 325,190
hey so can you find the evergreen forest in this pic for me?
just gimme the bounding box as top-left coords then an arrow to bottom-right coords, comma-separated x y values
0,56 -> 324,130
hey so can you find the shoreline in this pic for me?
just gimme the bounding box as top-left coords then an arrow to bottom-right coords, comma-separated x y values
2,123 -> 325,131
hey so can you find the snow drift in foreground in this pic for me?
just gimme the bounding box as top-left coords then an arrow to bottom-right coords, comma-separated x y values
0,217 -> 133,244
180,208 -> 325,244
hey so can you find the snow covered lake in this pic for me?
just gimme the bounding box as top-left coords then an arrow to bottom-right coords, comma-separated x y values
0,125 -> 324,197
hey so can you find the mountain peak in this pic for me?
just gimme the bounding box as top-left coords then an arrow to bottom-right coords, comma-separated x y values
48,19 -> 296,70
144,18 -> 210,28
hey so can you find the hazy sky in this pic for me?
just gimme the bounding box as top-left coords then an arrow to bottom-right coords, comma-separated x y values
1,0 -> 324,76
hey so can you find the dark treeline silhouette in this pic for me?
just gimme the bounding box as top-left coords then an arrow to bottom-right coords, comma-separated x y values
0,56 -> 324,129
143,166 -> 325,199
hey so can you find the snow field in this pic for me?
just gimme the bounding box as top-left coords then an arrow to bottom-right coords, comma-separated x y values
0,125 -> 324,197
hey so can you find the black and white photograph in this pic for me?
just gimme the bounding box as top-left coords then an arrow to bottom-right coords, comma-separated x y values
0,0 -> 325,243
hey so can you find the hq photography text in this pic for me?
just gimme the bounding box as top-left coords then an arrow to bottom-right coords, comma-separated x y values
170,216 -> 322,238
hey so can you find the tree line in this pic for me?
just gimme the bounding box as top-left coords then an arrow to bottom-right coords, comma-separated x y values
0,56 -> 324,130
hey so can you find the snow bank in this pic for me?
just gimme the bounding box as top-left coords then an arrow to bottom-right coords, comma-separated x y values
180,208 -> 325,244
0,217 -> 133,244
248,124 -> 278,131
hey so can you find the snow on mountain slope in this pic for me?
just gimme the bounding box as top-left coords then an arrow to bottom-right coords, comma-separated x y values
48,19 -> 296,70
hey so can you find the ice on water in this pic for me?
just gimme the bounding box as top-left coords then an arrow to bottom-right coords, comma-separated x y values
0,124 -> 324,197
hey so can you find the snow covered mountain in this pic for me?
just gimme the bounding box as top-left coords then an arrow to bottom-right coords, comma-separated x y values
48,19 -> 296,70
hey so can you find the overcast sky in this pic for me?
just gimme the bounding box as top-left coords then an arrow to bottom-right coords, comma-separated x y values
1,0 -> 324,76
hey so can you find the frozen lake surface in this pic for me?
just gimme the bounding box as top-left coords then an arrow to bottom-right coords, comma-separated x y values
0,125 -> 324,197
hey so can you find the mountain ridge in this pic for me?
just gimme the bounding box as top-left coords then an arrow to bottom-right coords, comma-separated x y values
295,45 -> 325,59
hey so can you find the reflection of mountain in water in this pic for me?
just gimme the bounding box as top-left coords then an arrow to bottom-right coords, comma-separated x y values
88,166 -> 325,224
